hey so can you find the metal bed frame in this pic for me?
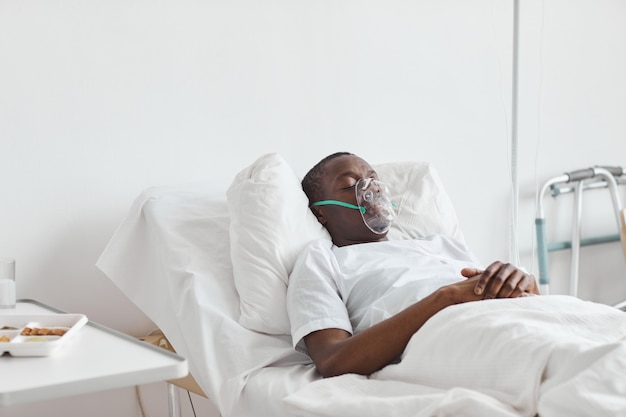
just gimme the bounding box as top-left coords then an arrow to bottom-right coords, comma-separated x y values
535,166 -> 626,310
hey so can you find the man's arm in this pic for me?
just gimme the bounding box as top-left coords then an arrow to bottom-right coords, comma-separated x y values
303,287 -> 448,377
304,265 -> 538,378
305,275 -> 494,377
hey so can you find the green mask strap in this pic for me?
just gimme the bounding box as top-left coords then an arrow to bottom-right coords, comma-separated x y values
311,200 -> 366,214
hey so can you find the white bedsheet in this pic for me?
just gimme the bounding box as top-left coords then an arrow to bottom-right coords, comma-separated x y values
96,184 -> 314,416
284,295 -> 626,417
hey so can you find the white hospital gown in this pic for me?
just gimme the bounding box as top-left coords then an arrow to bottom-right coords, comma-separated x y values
286,234 -> 482,352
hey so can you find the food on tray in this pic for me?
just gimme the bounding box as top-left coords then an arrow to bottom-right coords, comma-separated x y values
24,337 -> 49,342
21,327 -> 67,336
1,314 -> 87,356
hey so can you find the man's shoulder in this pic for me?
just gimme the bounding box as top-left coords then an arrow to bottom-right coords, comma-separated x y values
294,238 -> 334,266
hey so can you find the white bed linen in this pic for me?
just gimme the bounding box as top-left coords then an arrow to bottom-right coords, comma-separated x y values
98,181 -> 626,417
284,295 -> 626,417
96,184 -> 315,417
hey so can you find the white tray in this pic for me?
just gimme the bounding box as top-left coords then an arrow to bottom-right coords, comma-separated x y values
0,314 -> 88,356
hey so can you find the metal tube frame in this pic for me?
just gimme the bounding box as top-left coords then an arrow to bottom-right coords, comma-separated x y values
168,384 -> 182,417
570,180 -> 584,297
535,167 -> 625,302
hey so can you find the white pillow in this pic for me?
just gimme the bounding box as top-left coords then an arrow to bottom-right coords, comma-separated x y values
227,153 -> 463,335
376,161 -> 464,244
227,153 -> 330,334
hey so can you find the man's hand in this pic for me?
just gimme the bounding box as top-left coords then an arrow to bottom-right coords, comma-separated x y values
461,261 -> 540,299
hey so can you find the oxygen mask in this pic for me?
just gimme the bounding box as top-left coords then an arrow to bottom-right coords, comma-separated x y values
354,178 -> 396,234
311,178 -> 396,235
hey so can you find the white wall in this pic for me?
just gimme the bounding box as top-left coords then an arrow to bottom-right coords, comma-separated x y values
1,1 -> 625,416
516,0 -> 626,303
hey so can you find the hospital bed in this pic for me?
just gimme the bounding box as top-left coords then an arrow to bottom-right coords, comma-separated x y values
97,153 -> 626,417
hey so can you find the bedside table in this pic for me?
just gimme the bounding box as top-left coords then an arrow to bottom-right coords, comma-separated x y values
0,299 -> 188,407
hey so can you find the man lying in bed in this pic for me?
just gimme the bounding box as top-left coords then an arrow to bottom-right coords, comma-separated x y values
286,151 -> 540,378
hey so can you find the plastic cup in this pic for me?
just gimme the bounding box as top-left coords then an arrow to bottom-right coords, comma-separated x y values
0,257 -> 16,309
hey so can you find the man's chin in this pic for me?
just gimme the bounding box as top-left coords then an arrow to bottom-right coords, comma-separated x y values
364,219 -> 393,235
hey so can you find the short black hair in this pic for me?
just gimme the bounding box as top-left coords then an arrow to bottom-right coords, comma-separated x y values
302,152 -> 353,205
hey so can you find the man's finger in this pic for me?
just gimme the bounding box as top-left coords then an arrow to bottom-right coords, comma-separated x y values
461,267 -> 483,278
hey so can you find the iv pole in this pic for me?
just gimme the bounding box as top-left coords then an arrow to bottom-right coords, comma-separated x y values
510,0 -> 521,266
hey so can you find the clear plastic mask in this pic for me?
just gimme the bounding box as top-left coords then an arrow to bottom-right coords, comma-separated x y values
354,178 -> 396,234
311,178 -> 396,235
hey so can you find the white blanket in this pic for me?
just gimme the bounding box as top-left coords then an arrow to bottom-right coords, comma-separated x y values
284,295 -> 626,417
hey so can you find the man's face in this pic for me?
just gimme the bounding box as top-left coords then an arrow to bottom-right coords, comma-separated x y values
313,154 -> 389,246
